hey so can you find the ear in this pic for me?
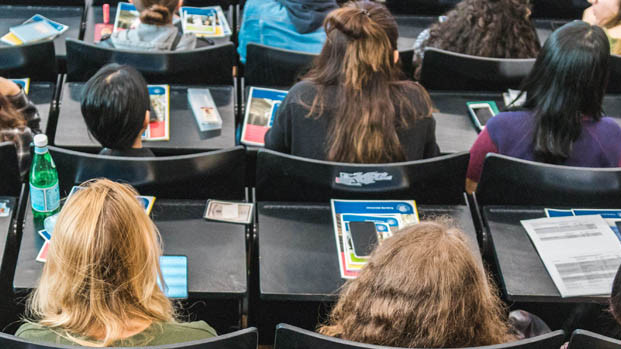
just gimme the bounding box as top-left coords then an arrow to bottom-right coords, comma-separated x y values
393,50 -> 400,64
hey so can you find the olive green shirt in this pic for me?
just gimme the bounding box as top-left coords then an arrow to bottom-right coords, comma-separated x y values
15,321 -> 217,347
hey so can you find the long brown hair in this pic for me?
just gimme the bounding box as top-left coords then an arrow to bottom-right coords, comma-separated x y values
319,221 -> 514,348
26,179 -> 175,347
133,0 -> 179,25
0,93 -> 26,129
423,0 -> 540,58
304,1 -> 433,163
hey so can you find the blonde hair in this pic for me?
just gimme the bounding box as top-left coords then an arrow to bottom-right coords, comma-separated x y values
26,179 -> 174,347
319,221 -> 514,348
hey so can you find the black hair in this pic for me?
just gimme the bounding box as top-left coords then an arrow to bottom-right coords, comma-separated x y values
519,20 -> 610,164
81,64 -> 150,150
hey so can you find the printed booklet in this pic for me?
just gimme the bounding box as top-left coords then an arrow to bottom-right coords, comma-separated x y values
144,85 -> 170,141
113,2 -> 140,32
331,199 -> 419,279
188,88 -> 222,131
1,14 -> 68,45
180,6 -> 231,38
11,78 -> 30,95
241,87 -> 288,146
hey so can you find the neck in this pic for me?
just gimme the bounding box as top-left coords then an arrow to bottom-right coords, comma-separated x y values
88,318 -> 153,341
132,136 -> 143,149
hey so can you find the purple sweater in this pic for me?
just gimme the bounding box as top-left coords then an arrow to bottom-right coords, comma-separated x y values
467,111 -> 621,182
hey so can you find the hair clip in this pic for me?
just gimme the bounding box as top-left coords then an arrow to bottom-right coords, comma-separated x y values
361,9 -> 369,16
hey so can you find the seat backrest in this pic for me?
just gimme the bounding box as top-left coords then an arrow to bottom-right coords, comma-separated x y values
476,153 -> 621,207
245,43 -> 317,87
49,146 -> 246,200
91,0 -> 236,8
0,41 -> 57,83
0,0 -> 83,5
0,327 -> 257,349
0,142 -> 22,197
65,38 -> 235,84
609,54 -> 621,94
568,329 -> 621,349
274,323 -> 565,349
256,149 -> 468,204
420,47 -> 535,91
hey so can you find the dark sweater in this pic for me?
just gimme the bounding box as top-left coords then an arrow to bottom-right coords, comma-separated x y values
264,80 -> 440,162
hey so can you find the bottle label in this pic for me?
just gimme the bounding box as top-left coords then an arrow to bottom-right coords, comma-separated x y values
30,182 -> 60,213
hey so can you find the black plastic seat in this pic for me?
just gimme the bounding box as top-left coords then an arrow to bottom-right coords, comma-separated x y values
256,149 -> 469,204
49,146 -> 245,200
609,54 -> 621,94
568,329 -> 621,349
0,327 -> 257,349
65,38 -> 235,84
420,47 -> 535,91
274,323 -> 565,349
244,43 -> 317,87
475,153 -> 621,207
0,41 -> 57,82
0,142 -> 22,197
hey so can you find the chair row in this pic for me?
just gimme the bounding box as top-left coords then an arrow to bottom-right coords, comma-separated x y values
2,324 -> 621,349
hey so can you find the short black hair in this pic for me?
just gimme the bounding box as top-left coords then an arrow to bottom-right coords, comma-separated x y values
81,64 -> 150,149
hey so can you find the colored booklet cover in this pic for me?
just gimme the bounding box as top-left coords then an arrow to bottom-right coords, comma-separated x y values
187,88 -> 222,132
9,21 -> 57,44
241,87 -> 288,146
11,78 -> 30,95
144,85 -> 170,141
2,15 -> 68,46
113,2 -> 140,32
545,208 -> 621,241
331,199 -> 419,279
180,6 -> 231,38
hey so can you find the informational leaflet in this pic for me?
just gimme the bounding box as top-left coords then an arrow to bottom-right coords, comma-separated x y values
143,85 -> 170,141
11,78 -> 30,94
241,87 -> 288,146
1,14 -> 68,45
331,199 -> 419,279
521,215 -> 621,297
113,2 -> 140,32
180,6 -> 231,38
545,208 -> 621,241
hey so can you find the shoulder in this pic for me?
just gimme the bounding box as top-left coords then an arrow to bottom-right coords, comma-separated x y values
486,110 -> 531,129
285,80 -> 320,105
590,117 -> 621,138
153,321 -> 217,342
16,322 -> 60,342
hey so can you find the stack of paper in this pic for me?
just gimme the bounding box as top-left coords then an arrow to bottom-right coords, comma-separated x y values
331,199 -> 419,279
180,6 -> 231,38
1,15 -> 68,46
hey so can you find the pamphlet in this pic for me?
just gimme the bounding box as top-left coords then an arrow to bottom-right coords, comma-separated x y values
331,199 -> 419,279
521,215 -> 621,297
545,208 -> 621,241
11,78 -> 30,95
180,6 -> 231,38
241,87 -> 288,146
2,15 -> 68,46
503,89 -> 526,108
204,200 -> 254,224
144,85 -> 170,141
113,2 -> 140,32
188,88 -> 222,131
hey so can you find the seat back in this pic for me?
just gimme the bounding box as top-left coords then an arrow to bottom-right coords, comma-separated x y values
0,142 -> 22,197
66,38 -> 235,84
274,323 -> 565,349
0,327 -> 257,348
476,153 -> 621,207
91,0 -> 236,8
256,149 -> 468,204
0,41 -> 57,82
0,0 -> 83,5
49,146 -> 245,199
568,329 -> 621,349
609,54 -> 621,94
245,43 -> 317,87
420,47 -> 535,91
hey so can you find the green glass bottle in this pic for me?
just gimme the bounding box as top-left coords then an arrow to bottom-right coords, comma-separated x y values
30,134 -> 60,221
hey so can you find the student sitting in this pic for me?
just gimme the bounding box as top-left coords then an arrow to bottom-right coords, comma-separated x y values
16,179 -> 216,346
265,1 -> 439,163
99,0 -> 211,51
318,221 -> 514,347
237,0 -> 337,63
583,0 -> 621,55
0,77 -> 41,177
413,0 -> 540,78
81,64 -> 155,157
466,21 -> 621,193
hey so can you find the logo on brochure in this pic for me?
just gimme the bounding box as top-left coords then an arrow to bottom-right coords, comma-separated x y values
335,172 -> 393,187
397,204 -> 409,213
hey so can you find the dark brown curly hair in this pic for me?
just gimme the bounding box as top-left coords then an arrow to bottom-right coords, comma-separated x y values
423,0 -> 541,58
318,221 -> 514,348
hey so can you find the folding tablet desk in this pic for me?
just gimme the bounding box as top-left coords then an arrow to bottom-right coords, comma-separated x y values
0,5 -> 84,59
26,82 -> 55,136
54,83 -> 235,154
0,197 -> 16,289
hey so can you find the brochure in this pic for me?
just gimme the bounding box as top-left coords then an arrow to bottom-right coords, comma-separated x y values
521,215 -> 621,297
143,85 -> 170,141
331,199 -> 419,279
545,208 -> 621,241
113,2 -> 140,32
180,6 -> 231,38
11,78 -> 30,95
241,87 -> 288,146
2,15 -> 68,46
187,88 -> 222,131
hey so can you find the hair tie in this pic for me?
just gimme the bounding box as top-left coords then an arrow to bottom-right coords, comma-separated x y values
361,9 -> 369,16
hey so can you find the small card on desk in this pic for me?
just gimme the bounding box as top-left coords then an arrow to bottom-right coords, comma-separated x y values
0,199 -> 11,217
204,200 -> 253,224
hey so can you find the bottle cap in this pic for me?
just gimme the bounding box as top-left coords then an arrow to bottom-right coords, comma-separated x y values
33,134 -> 48,148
